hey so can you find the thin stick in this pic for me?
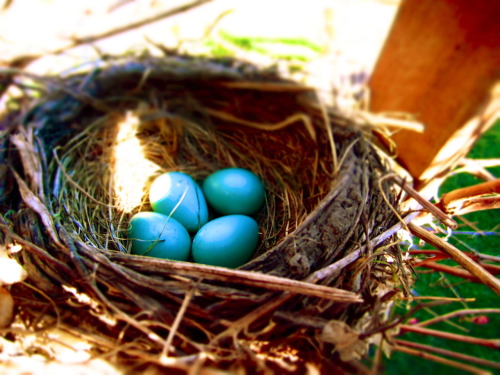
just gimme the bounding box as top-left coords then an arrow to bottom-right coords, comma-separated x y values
417,308 -> 500,327
400,324 -> 500,350
370,340 -> 385,375
455,159 -> 497,182
361,112 -> 425,133
107,251 -> 362,303
417,261 -> 500,282
88,275 -> 165,346
309,249 -> 361,282
410,249 -> 500,266
460,158 -> 500,169
441,196 -> 500,216
312,211 -> 421,282
434,257 -> 500,275
378,174 -> 407,230
160,284 -> 197,362
391,175 -> 457,228
395,339 -> 500,370
2,1 -> 213,70
11,170 -> 63,248
392,344 -> 492,375
438,179 -> 500,215
409,223 -> 500,295
399,296 -> 475,302
61,0 -> 213,51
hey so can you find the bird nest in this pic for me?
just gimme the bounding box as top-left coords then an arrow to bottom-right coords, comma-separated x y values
0,55 -> 411,373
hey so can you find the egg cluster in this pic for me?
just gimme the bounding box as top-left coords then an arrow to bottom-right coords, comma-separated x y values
128,168 -> 266,268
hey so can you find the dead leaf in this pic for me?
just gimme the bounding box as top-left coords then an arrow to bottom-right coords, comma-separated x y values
320,320 -> 367,362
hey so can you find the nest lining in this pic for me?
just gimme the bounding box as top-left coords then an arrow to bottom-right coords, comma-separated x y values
0,55 -> 410,372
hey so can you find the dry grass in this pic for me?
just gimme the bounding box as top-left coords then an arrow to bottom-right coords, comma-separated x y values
0,54 -> 410,373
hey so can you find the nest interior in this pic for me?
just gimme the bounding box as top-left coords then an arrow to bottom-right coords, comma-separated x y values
0,55 -> 410,373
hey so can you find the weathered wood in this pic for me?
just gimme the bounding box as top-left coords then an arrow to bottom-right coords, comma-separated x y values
369,0 -> 500,189
438,178 -> 500,215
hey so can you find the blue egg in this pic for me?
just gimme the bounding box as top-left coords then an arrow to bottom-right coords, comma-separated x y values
202,168 -> 265,215
128,212 -> 191,261
192,215 -> 259,268
150,172 -> 209,232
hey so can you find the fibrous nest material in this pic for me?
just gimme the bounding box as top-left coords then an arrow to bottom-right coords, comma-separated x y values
0,55 -> 411,373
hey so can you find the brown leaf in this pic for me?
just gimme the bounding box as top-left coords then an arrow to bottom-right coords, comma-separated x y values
320,320 -> 367,362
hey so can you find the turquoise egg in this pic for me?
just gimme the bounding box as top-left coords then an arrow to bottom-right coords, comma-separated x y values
128,212 -> 191,261
202,168 -> 265,215
192,215 -> 259,268
150,172 -> 209,232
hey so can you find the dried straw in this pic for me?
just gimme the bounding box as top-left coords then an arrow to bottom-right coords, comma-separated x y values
0,55 -> 410,373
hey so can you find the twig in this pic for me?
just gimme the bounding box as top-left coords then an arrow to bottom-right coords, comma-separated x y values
399,296 -> 475,302
479,253 -> 500,263
417,308 -> 500,327
160,283 -> 197,362
361,112 -> 425,132
460,158 -> 500,169
390,175 -> 457,229
455,158 -> 500,182
416,260 -> 500,279
63,0 -> 213,51
209,291 -> 293,347
456,215 -> 488,235
3,0 -> 213,67
437,179 -> 500,216
444,196 -> 500,216
309,248 -> 361,282
313,211 -> 421,282
370,341 -> 385,375
87,273 -> 165,346
360,300 -> 452,339
395,339 -> 500,370
408,223 -> 500,295
400,324 -> 500,350
411,249 -> 500,265
392,344 -> 492,375
10,170 -> 63,248
107,251 -> 362,303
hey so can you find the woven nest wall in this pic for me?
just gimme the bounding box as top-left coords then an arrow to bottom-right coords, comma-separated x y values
0,55 -> 411,373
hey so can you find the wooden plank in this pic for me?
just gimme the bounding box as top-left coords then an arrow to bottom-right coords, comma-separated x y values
369,0 -> 500,190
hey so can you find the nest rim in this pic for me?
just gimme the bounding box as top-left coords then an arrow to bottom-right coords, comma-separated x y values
0,54 -> 410,372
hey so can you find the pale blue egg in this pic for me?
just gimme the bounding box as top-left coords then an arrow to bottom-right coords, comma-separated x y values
202,168 -> 265,215
150,172 -> 209,232
128,212 -> 191,261
192,215 -> 259,268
